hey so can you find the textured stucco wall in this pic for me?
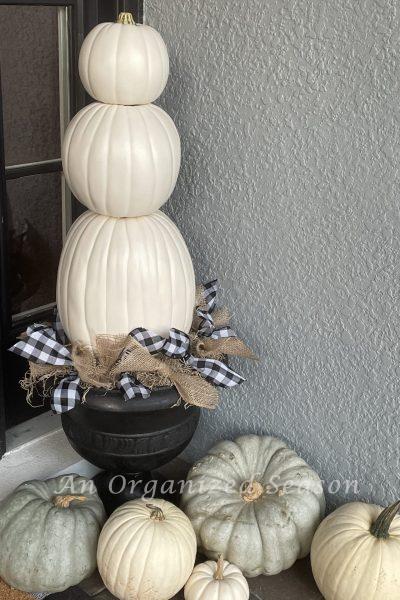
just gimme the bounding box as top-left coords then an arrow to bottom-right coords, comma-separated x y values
146,0 -> 400,508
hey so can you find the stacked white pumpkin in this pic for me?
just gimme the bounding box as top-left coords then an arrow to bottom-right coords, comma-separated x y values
57,12 -> 195,347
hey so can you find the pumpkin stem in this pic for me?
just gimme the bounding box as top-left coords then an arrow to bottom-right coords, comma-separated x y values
53,495 -> 87,509
118,12 -> 135,25
241,480 -> 264,503
370,500 -> 400,539
214,555 -> 225,581
147,503 -> 165,522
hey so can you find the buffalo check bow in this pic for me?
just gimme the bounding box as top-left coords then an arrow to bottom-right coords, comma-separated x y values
9,280 -> 244,413
130,327 -> 244,388
197,280 -> 236,339
9,320 -> 150,413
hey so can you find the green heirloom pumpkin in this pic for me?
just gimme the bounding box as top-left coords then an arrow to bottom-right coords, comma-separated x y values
181,435 -> 325,578
0,474 -> 106,593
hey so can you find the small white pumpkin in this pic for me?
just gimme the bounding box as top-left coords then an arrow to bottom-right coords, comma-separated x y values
0,475 -> 106,593
62,102 -> 180,217
57,210 -> 195,346
311,500 -> 400,600
181,435 -> 325,578
98,499 -> 197,600
184,556 -> 249,600
79,12 -> 169,106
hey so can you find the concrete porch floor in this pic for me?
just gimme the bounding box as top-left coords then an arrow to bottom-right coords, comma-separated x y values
47,559 -> 323,600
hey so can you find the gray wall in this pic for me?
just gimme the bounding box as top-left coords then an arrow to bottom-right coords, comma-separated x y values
146,0 -> 400,508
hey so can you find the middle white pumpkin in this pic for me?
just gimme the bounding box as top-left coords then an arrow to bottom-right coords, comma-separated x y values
62,103 -> 181,217
57,210 -> 195,346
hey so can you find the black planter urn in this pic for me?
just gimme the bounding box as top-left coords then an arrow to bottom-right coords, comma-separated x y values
61,387 -> 200,514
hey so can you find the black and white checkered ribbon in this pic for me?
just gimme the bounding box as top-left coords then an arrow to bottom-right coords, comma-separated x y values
8,322 -> 80,413
9,319 -> 151,413
53,307 -> 68,345
197,280 -> 236,339
51,371 -> 81,413
130,327 -> 165,354
10,323 -> 73,366
118,373 -> 151,400
9,278 -> 245,412
131,327 -> 244,388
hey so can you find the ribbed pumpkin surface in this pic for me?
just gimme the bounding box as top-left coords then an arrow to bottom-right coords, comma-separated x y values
0,475 -> 105,593
62,103 -> 181,217
79,22 -> 169,105
57,210 -> 195,346
97,500 -> 196,600
181,435 -> 326,578
311,503 -> 400,600
184,560 -> 250,600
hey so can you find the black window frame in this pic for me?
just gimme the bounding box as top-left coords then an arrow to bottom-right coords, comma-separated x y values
0,0 -> 143,456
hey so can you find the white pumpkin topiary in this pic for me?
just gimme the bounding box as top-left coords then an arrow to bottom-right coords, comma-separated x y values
98,499 -> 197,600
62,102 -> 180,217
58,12 -> 194,353
184,556 -> 249,600
0,475 -> 105,593
181,435 -> 325,578
79,12 -> 169,106
311,500 -> 400,600
57,210 -> 195,346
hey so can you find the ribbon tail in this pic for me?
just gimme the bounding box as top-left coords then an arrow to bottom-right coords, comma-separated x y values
202,280 -> 219,312
196,308 -> 214,336
9,323 -> 72,366
209,326 -> 237,339
51,373 -> 81,414
188,356 -> 245,388
195,336 -> 257,360
117,373 -> 151,401
171,371 -> 219,409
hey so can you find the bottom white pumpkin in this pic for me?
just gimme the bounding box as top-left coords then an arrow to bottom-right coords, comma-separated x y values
57,210 -> 196,346
97,499 -> 197,600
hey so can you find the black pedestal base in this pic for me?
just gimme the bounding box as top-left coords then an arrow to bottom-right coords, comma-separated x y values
94,470 -> 179,515
61,386 -> 200,515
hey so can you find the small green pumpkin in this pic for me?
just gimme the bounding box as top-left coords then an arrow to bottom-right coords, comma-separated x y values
0,474 -> 106,593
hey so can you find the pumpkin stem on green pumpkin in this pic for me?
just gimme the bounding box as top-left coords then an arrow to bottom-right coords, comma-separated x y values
214,555 -> 225,580
147,503 -> 165,522
241,481 -> 264,503
118,12 -> 135,25
370,500 -> 400,539
53,495 -> 87,509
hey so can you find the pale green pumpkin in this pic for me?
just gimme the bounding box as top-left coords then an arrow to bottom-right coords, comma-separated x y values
181,435 -> 325,578
0,474 -> 106,593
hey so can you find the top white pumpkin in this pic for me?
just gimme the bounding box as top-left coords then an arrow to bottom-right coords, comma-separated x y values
79,13 -> 169,105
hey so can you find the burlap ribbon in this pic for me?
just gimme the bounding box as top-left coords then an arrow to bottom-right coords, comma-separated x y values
19,282 -> 256,410
73,334 -> 221,409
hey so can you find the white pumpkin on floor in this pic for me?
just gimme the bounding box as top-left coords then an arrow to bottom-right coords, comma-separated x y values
79,12 -> 169,106
62,102 -> 180,217
98,499 -> 197,600
181,435 -> 325,578
57,210 -> 195,346
311,500 -> 400,600
184,556 -> 249,600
